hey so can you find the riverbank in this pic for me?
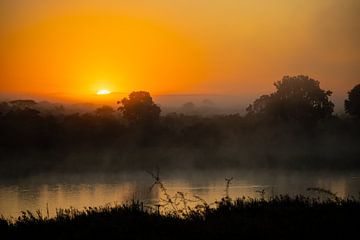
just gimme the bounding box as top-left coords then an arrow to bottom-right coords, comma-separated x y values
1,195 -> 359,240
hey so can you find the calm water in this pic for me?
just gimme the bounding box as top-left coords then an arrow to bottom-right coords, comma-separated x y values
1,170 -> 360,218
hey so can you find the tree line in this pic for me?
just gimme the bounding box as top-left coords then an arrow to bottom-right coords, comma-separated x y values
0,75 -> 359,178
116,75 -> 360,124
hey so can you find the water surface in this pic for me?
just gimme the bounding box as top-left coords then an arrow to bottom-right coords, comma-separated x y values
1,170 -> 359,218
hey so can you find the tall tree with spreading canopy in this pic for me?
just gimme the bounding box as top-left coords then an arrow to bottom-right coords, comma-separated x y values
345,84 -> 360,118
117,91 -> 161,124
246,75 -> 334,121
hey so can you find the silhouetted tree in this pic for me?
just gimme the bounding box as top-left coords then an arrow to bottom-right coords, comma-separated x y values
345,84 -> 360,118
9,99 -> 37,109
247,75 -> 334,121
0,102 -> 10,115
117,91 -> 161,124
95,105 -> 115,118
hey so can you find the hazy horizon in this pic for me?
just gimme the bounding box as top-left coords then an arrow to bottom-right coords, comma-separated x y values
0,87 -> 349,114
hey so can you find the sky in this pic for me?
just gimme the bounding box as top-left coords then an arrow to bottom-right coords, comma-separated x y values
0,0 -> 359,106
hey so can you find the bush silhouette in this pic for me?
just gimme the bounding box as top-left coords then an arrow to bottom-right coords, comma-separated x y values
247,75 -> 334,122
345,84 -> 360,118
95,105 -> 115,118
118,91 -> 161,124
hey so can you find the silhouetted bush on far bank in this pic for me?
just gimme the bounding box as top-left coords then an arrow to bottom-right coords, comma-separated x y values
117,91 -> 161,125
246,75 -> 334,123
345,83 -> 360,118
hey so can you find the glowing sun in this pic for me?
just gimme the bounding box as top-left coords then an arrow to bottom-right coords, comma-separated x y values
96,89 -> 111,95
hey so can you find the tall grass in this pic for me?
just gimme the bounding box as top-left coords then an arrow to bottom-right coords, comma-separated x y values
1,194 -> 359,239
1,173 -> 359,239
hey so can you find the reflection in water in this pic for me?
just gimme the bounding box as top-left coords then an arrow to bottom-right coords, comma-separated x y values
0,170 -> 359,218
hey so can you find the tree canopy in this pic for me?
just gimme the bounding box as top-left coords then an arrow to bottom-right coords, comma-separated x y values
246,75 -> 334,121
345,84 -> 360,118
95,106 -> 115,118
117,91 -> 161,124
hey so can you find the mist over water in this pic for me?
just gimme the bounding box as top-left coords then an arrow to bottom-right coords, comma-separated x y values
1,170 -> 360,218
1,1 -> 359,238
1,79 -> 360,221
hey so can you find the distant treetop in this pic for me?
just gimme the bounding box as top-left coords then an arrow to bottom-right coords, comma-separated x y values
117,91 -> 161,124
345,83 -> 360,118
9,99 -> 37,109
246,75 -> 334,122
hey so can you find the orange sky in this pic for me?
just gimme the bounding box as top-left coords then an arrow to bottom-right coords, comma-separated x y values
0,0 -> 359,104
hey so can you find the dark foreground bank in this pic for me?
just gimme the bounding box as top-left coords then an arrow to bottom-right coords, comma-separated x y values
1,195 -> 359,240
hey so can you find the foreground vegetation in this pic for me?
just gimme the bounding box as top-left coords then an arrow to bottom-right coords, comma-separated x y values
1,194 -> 359,240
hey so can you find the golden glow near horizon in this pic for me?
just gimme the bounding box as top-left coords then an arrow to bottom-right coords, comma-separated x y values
97,90 -> 111,95
0,0 -> 359,102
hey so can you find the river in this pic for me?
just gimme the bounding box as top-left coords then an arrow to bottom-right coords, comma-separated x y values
1,169 -> 359,218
